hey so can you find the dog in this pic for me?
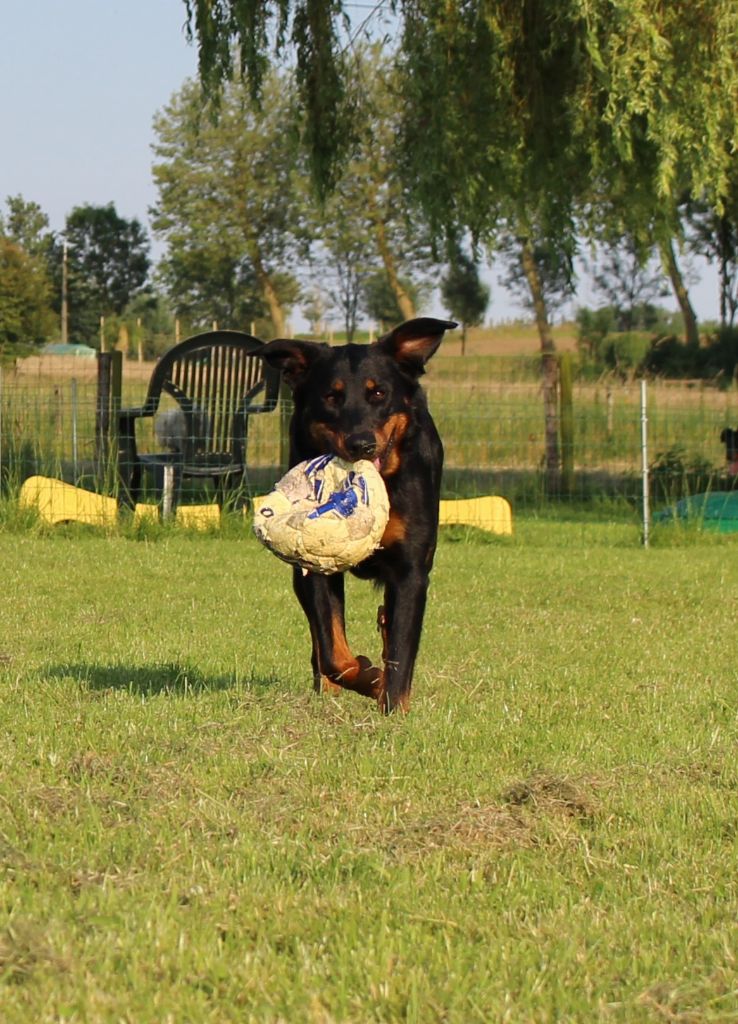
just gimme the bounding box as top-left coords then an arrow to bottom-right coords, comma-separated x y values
260,317 -> 456,713
720,428 -> 738,475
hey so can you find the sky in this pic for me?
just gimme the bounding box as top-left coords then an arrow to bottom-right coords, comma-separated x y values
1,0 -> 721,328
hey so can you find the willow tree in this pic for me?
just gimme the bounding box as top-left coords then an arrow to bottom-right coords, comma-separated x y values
184,0 -> 738,484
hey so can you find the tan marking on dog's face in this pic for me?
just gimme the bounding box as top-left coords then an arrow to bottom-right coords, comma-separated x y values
309,421 -> 348,458
374,411 -> 410,476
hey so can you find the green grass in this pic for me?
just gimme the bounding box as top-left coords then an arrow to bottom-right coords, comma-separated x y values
1,519 -> 738,1021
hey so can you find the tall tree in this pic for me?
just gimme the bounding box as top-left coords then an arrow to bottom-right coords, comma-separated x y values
686,186 -> 738,329
362,269 -> 421,333
0,195 -> 54,259
590,236 -> 669,331
0,238 -> 55,351
308,45 -> 434,332
61,203 -> 150,346
151,72 -> 307,337
440,246 -> 489,355
0,196 -> 56,350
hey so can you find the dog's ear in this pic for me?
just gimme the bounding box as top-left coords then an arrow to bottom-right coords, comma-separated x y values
376,317 -> 457,376
260,339 -> 327,390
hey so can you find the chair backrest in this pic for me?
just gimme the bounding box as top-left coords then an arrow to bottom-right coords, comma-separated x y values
144,330 -> 279,464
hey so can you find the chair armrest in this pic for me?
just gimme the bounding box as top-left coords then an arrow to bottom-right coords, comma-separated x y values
118,406 -> 150,430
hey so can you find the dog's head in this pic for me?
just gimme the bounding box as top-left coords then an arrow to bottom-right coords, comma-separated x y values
721,427 -> 738,474
261,317 -> 456,472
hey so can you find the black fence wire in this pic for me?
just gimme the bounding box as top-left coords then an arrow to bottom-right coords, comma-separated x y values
2,353 -> 738,524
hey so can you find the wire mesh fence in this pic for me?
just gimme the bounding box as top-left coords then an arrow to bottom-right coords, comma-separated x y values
2,352 -> 738,524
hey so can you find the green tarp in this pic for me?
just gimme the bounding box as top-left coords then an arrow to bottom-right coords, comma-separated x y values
655,491 -> 738,533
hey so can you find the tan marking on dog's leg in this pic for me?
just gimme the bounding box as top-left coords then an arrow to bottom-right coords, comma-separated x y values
325,610 -> 383,700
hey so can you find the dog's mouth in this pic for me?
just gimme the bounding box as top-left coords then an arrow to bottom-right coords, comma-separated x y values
311,423 -> 398,473
371,430 -> 396,474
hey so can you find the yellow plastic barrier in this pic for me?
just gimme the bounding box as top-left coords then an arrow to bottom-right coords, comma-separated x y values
133,503 -> 160,526
175,504 -> 221,530
19,477 -> 508,538
438,495 -> 513,536
19,477 -> 221,532
19,476 -> 118,527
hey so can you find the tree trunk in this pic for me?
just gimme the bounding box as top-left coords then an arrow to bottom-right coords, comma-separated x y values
374,218 -> 416,321
520,238 -> 560,494
660,238 -> 699,347
252,246 -> 286,338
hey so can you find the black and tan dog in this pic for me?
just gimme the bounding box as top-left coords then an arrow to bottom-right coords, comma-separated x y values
261,317 -> 456,713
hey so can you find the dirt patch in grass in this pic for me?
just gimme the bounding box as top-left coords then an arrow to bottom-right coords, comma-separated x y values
501,772 -> 599,819
384,775 -> 601,858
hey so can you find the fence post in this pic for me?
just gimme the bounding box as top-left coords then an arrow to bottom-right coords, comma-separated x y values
279,380 -> 291,474
71,378 -> 79,481
641,378 -> 650,548
559,352 -> 574,497
96,350 -> 123,484
0,365 -> 3,494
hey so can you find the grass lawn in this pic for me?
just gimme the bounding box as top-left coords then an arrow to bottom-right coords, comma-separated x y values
1,518 -> 737,1022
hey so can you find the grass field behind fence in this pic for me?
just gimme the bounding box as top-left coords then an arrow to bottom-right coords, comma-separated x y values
3,347 -> 738,510
1,519 -> 737,1021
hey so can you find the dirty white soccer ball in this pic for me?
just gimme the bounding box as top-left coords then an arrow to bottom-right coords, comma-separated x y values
252,455 -> 390,575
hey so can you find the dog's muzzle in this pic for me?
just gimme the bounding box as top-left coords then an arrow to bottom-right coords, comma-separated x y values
344,432 -> 377,461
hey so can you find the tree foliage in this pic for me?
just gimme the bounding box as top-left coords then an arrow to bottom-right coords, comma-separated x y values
0,196 -> 56,351
183,0 -> 356,198
0,238 -> 55,351
181,2 -> 738,487
60,203 -> 150,346
686,180 -> 738,328
589,236 -> 669,331
151,73 -> 306,336
440,247 -> 489,354
308,45 -> 433,333
362,270 -> 421,332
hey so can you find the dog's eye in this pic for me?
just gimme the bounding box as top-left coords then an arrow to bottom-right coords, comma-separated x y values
323,390 -> 343,408
367,386 -> 386,404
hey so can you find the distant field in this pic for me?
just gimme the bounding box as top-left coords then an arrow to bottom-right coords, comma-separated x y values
437,321 -> 579,358
1,520 -> 737,1021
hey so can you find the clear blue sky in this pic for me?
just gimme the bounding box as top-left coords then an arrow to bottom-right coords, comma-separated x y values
2,1 -> 197,237
1,0 -> 720,325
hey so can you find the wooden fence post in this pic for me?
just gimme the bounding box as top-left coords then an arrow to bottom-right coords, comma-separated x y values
96,350 -> 123,484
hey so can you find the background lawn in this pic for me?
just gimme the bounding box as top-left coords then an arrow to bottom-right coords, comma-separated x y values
0,519 -> 737,1022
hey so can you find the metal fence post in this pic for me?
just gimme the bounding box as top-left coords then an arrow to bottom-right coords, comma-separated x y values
559,352 -> 574,496
641,379 -> 650,547
70,377 -> 79,481
279,380 -> 291,474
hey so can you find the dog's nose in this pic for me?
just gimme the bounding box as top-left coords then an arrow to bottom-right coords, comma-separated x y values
344,432 -> 377,461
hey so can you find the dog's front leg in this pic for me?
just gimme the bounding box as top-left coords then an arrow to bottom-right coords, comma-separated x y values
292,568 -> 383,699
377,569 -> 430,714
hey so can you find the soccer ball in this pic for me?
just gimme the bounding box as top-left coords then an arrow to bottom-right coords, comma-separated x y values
252,455 -> 390,575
